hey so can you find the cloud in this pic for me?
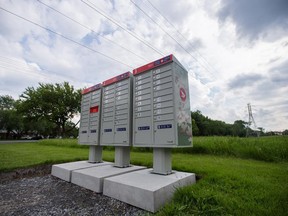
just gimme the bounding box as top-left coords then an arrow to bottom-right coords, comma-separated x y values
269,60 -> 288,85
1,0 -> 287,131
218,0 -> 288,41
228,73 -> 264,89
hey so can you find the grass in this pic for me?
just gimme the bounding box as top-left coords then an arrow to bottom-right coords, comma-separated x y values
174,136 -> 288,163
37,136 -> 288,163
0,143 -> 87,172
0,136 -> 287,215
159,154 -> 288,215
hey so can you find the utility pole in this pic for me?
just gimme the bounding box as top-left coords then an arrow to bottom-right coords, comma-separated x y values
246,103 -> 260,137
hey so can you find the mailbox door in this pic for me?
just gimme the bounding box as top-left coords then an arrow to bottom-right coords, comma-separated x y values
154,121 -> 175,145
152,63 -> 175,147
101,121 -> 114,144
88,113 -> 98,143
114,125 -> 128,144
133,71 -> 153,146
79,121 -> 89,143
135,117 -> 153,145
79,93 -> 90,143
101,84 -> 115,144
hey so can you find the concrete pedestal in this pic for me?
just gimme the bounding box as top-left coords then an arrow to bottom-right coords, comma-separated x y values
71,165 -> 146,193
51,161 -> 112,182
153,148 -> 172,175
88,145 -> 103,163
103,169 -> 196,212
114,146 -> 130,167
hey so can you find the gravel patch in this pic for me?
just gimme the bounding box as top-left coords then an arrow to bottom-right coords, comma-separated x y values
0,166 -> 146,216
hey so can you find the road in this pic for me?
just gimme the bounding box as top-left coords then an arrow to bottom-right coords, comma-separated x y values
0,140 -> 39,144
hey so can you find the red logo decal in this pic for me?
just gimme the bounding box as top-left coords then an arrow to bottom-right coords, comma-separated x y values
180,88 -> 186,102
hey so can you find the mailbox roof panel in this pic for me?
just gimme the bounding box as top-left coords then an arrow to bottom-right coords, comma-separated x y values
82,83 -> 102,95
102,71 -> 132,86
133,54 -> 173,75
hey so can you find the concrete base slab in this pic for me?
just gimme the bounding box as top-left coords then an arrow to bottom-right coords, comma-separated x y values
51,161 -> 112,182
71,165 -> 146,193
103,169 -> 196,212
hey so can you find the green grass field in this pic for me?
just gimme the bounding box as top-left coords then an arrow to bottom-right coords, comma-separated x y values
0,136 -> 287,215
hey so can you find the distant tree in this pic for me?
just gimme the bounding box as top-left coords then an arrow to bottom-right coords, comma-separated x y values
192,110 -> 232,136
65,121 -> 79,138
18,82 -> 81,137
0,95 -> 24,139
232,120 -> 247,137
191,110 -> 209,136
0,95 -> 15,110
191,119 -> 199,136
22,117 -> 56,137
282,130 -> 288,135
191,110 -> 250,137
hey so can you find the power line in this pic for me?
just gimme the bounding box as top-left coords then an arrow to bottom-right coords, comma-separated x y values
0,57 -> 47,76
81,0 -> 165,57
0,59 -> 59,82
147,0 -> 215,70
130,0 -> 199,60
0,56 -> 82,86
0,56 -> 93,85
0,6 -> 134,69
145,0 -> 217,77
37,0 -> 148,63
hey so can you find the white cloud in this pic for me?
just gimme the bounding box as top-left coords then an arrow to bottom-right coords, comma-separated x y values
0,0 -> 287,131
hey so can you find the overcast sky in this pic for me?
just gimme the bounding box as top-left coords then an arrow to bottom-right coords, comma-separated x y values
0,0 -> 287,131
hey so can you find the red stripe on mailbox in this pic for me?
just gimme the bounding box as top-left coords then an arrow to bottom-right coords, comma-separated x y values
133,54 -> 173,75
102,71 -> 131,86
82,83 -> 102,95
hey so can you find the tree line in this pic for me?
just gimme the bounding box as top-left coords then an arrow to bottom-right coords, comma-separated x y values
192,110 -> 288,137
0,82 -> 287,139
192,110 -> 249,137
0,82 -> 81,139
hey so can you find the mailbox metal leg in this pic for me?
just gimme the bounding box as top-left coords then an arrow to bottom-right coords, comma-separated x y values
114,146 -> 130,168
88,145 -> 103,163
153,148 -> 172,175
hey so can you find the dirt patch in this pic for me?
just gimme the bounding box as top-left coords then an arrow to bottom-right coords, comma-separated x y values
0,166 -> 145,215
0,164 -> 52,183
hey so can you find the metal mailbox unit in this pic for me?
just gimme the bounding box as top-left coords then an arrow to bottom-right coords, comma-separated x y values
100,72 -> 133,167
79,83 -> 103,163
133,54 -> 192,174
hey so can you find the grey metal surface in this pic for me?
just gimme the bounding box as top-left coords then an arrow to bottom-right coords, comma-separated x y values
79,86 -> 102,145
133,55 -> 192,148
100,74 -> 133,147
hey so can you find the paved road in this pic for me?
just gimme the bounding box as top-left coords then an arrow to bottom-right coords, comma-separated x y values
0,140 -> 39,144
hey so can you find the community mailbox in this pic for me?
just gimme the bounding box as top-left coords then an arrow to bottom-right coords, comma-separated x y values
133,54 -> 192,147
100,72 -> 133,146
79,83 -> 102,145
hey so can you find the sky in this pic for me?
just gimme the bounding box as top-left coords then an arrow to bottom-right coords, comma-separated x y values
0,0 -> 287,131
